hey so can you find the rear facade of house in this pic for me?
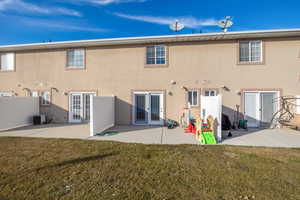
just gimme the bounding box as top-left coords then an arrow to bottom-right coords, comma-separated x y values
0,29 -> 299,128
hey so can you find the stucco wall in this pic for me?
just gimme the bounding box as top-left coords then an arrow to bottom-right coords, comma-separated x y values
90,96 -> 115,136
0,38 -> 300,124
0,97 -> 39,130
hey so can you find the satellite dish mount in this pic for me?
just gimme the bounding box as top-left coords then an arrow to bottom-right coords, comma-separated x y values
218,16 -> 233,33
169,20 -> 185,32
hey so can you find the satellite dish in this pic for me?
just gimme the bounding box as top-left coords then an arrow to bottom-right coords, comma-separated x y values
218,16 -> 233,32
169,20 -> 185,32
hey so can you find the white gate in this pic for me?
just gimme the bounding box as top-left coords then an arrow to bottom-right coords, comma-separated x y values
201,94 -> 222,142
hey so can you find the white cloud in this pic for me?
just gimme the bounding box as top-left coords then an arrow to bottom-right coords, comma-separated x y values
114,13 -> 218,28
22,18 -> 109,32
89,0 -> 146,5
0,0 -> 82,17
60,0 -> 146,6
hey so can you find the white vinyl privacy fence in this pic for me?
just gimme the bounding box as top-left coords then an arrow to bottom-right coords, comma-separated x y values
0,97 -> 39,131
201,94 -> 222,142
90,96 -> 115,136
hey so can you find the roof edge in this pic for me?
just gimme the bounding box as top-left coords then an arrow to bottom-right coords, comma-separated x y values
1,28 -> 300,51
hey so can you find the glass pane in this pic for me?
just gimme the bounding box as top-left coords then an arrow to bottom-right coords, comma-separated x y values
146,46 -> 155,64
155,46 -> 166,64
239,42 -> 249,62
151,95 -> 160,121
204,91 -> 210,96
250,41 -> 261,62
0,53 -> 14,70
244,92 -> 258,127
31,91 -> 38,97
67,49 -> 84,68
42,92 -> 50,105
210,90 -> 216,96
261,93 -> 275,125
147,58 -> 155,65
0,92 -> 12,97
85,94 -> 91,121
193,91 -> 198,105
135,95 -> 146,122
156,58 -> 165,64
72,95 -> 81,120
188,92 -> 193,106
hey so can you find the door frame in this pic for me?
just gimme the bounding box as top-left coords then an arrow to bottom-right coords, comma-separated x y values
242,89 -> 281,127
131,90 -> 165,126
68,91 -> 96,123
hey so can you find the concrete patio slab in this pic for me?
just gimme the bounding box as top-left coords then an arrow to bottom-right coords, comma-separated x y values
89,126 -> 199,145
221,128 -> 300,148
0,124 -> 199,145
1,124 -> 300,147
0,124 -> 90,139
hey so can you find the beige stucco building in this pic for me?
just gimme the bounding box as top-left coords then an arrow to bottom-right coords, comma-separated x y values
0,29 -> 299,127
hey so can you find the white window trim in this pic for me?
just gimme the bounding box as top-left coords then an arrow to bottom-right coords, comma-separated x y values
0,52 -> 15,71
146,45 -> 167,65
66,49 -> 85,69
187,90 -> 199,107
204,90 -> 217,97
239,40 -> 263,63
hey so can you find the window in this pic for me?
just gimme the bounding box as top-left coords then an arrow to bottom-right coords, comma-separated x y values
0,53 -> 15,71
204,90 -> 217,96
239,41 -> 262,63
146,45 -> 167,65
67,49 -> 85,68
31,91 -> 38,97
0,92 -> 12,97
41,91 -> 50,105
187,90 -> 198,106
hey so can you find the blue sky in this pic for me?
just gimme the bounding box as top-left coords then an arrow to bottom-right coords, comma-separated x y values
0,0 -> 299,45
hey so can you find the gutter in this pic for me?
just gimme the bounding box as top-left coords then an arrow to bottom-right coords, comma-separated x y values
1,28 -> 300,52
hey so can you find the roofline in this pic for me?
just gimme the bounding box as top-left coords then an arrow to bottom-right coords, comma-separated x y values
1,28 -> 300,52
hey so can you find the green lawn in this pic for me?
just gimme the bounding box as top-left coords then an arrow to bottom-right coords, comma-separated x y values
0,137 -> 299,200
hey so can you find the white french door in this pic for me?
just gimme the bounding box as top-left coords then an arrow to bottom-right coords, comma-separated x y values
69,92 -> 96,123
244,91 -> 279,128
133,92 -> 164,125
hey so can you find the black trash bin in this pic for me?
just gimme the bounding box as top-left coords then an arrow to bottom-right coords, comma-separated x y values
33,116 -> 41,125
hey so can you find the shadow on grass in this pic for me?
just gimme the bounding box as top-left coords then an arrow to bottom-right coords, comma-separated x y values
35,152 -> 119,171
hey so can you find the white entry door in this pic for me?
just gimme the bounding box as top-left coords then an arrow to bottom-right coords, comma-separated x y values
133,92 -> 164,125
244,91 -> 279,128
69,92 -> 96,123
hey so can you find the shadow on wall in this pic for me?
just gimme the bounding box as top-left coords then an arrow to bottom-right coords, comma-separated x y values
113,97 -> 168,134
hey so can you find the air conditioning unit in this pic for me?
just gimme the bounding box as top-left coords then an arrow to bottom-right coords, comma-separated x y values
33,114 -> 46,125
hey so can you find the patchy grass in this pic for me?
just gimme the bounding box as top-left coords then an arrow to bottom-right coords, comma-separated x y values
0,137 -> 299,200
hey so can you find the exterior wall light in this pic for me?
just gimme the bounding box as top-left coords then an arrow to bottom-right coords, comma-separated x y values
181,86 -> 188,91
